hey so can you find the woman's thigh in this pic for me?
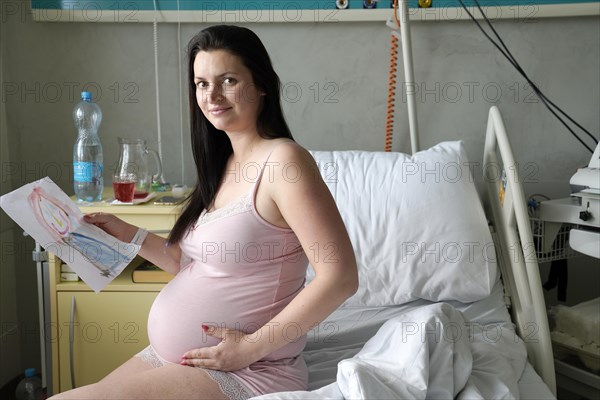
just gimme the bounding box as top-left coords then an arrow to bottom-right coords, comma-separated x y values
99,354 -> 154,384
49,364 -> 228,400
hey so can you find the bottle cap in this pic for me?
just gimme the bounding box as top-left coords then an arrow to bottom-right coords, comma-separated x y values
24,368 -> 36,378
81,91 -> 92,101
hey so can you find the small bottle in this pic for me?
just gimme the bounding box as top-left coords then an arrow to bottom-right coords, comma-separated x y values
73,91 -> 104,202
15,368 -> 44,400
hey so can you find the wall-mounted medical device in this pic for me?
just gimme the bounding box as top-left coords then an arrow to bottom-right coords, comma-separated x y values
539,143 -> 600,259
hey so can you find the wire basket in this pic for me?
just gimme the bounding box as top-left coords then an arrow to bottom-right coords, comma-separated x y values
529,217 -> 580,263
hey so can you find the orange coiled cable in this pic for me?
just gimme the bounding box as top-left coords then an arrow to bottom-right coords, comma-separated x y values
385,0 -> 401,152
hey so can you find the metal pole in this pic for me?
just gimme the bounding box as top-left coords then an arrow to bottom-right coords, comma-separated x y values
34,242 -> 47,389
399,0 -> 420,154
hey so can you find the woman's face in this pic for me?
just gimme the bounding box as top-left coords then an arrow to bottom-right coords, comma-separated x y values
193,50 -> 264,134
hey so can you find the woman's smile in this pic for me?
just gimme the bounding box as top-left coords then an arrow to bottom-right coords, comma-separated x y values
208,106 -> 232,116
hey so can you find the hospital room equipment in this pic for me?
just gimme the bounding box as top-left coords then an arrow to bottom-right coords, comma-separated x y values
385,0 -> 418,153
449,5 -> 600,392
536,143 -> 600,397
456,0 -> 600,386
536,143 -> 600,259
567,143 -> 600,258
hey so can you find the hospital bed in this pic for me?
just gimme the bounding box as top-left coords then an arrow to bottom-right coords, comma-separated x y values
252,106 -> 556,399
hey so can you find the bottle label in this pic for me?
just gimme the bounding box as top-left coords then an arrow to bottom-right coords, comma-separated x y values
74,162 -> 103,183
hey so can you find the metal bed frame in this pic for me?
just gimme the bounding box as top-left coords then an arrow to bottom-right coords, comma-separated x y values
483,106 -> 556,395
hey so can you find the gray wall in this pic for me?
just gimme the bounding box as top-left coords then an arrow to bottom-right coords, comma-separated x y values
1,2 -> 599,387
1,11 -> 23,385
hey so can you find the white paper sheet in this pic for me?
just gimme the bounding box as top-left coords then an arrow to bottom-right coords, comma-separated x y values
0,177 -> 139,292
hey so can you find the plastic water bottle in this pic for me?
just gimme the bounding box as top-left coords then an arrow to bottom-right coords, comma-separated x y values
15,368 -> 44,400
73,91 -> 103,202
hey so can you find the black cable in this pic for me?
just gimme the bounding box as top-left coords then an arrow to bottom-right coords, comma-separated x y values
543,259 -> 568,302
457,0 -> 598,153
471,0 -> 599,147
463,0 -> 597,151
458,0 -> 596,153
462,0 -> 597,151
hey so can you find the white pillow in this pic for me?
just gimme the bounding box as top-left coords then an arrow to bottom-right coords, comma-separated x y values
308,141 -> 498,307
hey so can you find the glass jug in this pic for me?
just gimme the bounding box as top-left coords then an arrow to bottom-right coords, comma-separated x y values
113,138 -> 163,200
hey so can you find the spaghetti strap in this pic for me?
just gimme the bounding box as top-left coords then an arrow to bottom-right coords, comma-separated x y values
252,141 -> 292,198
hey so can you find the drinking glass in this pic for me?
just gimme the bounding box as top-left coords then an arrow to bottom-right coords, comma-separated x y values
112,173 -> 136,203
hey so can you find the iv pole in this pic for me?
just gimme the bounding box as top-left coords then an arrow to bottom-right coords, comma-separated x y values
387,0 -> 419,154
398,0 -> 420,154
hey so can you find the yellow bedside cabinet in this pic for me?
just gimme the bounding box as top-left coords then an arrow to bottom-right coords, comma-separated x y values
47,192 -> 184,394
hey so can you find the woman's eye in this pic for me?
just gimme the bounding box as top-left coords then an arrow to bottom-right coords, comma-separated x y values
223,77 -> 237,85
196,81 -> 208,89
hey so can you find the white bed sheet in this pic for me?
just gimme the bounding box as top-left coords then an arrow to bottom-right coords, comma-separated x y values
253,281 -> 555,399
519,363 -> 555,400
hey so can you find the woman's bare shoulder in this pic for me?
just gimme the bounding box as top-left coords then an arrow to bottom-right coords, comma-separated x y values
268,139 -> 315,166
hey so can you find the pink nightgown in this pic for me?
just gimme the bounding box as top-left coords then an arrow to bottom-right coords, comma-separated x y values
137,146 -> 310,398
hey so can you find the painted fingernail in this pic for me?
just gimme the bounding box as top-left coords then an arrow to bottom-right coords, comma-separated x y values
181,355 -> 187,359
201,324 -> 208,332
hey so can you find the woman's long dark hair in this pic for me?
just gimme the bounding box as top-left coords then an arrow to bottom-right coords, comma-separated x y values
168,25 -> 294,244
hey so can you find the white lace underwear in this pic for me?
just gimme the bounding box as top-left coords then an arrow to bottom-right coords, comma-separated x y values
135,345 -> 254,400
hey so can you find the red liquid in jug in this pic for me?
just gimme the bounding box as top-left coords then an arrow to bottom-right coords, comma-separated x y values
134,191 -> 149,199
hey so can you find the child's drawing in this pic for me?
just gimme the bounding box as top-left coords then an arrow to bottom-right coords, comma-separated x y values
27,186 -> 134,277
1,177 -> 139,292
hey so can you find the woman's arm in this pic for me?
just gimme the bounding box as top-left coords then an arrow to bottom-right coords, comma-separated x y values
137,232 -> 183,275
182,143 -> 358,370
83,213 -> 183,275
250,143 -> 358,356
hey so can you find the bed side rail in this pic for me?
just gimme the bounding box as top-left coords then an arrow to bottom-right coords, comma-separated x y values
483,106 -> 557,395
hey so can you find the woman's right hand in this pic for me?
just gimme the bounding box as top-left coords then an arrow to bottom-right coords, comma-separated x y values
83,213 -> 138,243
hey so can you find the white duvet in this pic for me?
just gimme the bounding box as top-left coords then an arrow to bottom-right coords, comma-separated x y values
252,302 -> 527,400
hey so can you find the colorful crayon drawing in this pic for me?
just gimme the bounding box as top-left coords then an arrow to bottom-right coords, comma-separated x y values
1,177 -> 139,292
28,186 -> 134,278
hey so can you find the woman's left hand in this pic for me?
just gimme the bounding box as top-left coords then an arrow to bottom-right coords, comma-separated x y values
180,325 -> 262,371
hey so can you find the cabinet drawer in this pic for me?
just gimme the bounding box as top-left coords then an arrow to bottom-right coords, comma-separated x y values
78,199 -> 183,236
56,291 -> 158,392
110,212 -> 177,234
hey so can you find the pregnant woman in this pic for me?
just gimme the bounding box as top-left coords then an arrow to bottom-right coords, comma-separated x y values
49,25 -> 358,400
